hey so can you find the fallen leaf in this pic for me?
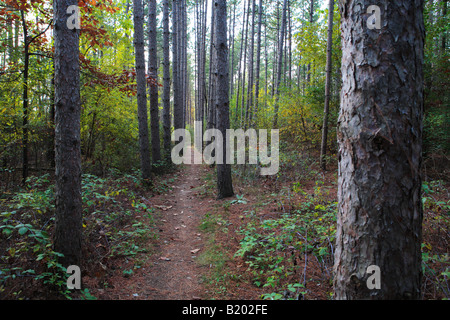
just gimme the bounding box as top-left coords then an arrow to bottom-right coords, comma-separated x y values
159,257 -> 171,261
155,205 -> 173,211
190,248 -> 200,254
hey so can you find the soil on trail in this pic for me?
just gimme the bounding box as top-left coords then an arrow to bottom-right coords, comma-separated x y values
98,147 -> 210,300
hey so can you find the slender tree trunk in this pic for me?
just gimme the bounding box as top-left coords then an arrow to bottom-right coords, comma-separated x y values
319,0 -> 334,170
306,0 -> 314,83
252,0 -> 263,127
53,0 -> 82,267
20,10 -> 29,185
47,69 -> 56,169
288,0 -> 292,88
245,0 -> 256,129
162,0 -> 171,159
149,0 -> 161,163
272,0 -> 288,128
133,0 -> 152,181
234,0 -> 247,125
240,0 -> 250,127
442,0 -> 448,52
208,2 -> 217,130
215,0 -> 234,199
173,0 -> 183,130
229,1 -> 237,99
334,0 -> 425,300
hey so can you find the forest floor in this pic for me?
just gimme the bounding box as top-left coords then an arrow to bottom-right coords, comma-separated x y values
90,147 -> 449,301
93,147 -> 211,299
1,147 -> 448,300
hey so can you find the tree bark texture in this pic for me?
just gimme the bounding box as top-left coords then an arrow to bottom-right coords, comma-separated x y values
162,0 -> 172,159
133,0 -> 152,181
215,0 -> 234,199
173,0 -> 183,130
148,0 -> 161,163
334,0 -> 425,300
273,0 -> 288,128
53,0 -> 83,267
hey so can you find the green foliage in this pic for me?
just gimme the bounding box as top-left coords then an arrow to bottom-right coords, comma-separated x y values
235,177 -> 337,299
0,171 -> 157,299
423,0 -> 450,156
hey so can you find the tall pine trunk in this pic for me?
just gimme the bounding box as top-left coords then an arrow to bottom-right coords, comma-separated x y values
133,0 -> 152,182
334,0 -> 425,300
20,10 -> 29,184
53,0 -> 82,267
215,0 -> 234,199
173,0 -> 183,130
245,0 -> 256,129
149,0 -> 161,163
252,0 -> 263,127
162,0 -> 171,159
272,0 -> 288,128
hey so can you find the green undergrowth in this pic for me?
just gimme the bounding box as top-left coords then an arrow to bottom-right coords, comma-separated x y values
235,178 -> 337,300
0,171 -> 159,300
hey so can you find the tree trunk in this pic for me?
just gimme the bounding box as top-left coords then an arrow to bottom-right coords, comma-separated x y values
307,0 -> 315,83
319,0 -> 334,170
272,0 -> 288,128
215,0 -> 234,199
208,2 -> 217,131
53,0 -> 83,268
148,0 -> 161,163
245,0 -> 256,129
20,10 -> 29,185
162,0 -> 172,159
334,0 -> 425,300
173,0 -> 183,130
252,0 -> 263,127
133,0 -> 152,181
234,0 -> 247,125
229,1 -> 237,99
240,0 -> 251,127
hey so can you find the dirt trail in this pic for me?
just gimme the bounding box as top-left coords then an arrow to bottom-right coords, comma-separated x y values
143,146 -> 208,299
102,146 -> 210,300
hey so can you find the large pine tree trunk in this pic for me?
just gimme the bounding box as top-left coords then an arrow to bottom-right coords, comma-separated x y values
133,0 -> 152,181
215,0 -> 234,199
148,0 -> 161,163
53,0 -> 82,267
334,0 -> 425,300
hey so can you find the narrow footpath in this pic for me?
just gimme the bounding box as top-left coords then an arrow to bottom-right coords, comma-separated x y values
100,146 -> 211,299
